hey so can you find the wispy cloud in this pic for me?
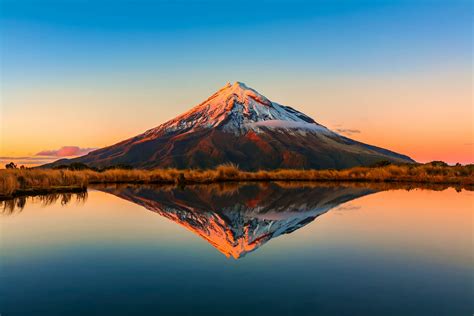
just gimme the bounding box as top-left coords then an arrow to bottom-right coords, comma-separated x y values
333,204 -> 362,215
335,128 -> 361,136
35,146 -> 96,157
335,204 -> 361,211
0,156 -> 56,161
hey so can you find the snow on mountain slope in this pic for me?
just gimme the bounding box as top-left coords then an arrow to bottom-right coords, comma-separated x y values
144,81 -> 324,136
246,120 -> 334,135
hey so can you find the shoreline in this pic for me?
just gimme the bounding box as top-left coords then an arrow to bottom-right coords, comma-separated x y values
1,179 -> 472,201
1,163 -> 472,200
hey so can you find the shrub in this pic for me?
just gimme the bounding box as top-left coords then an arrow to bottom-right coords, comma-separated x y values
5,162 -> 17,169
428,161 -> 448,167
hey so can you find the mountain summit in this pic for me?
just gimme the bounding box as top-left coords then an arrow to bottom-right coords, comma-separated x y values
152,81 -> 321,135
46,82 -> 414,170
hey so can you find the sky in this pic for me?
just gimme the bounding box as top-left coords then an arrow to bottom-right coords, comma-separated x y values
0,0 -> 472,166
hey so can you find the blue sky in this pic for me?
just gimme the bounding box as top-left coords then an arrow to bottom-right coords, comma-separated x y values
2,0 -> 471,82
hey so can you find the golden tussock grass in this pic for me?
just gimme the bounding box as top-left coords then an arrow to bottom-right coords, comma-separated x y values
1,163 -> 472,198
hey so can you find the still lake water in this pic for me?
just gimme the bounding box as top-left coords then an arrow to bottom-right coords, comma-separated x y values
1,183 -> 472,316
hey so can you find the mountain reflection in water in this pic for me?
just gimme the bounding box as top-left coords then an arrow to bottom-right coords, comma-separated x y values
2,182 -> 465,259
95,183 -> 376,258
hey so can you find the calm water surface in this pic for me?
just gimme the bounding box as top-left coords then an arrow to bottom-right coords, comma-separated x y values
1,183 -> 472,316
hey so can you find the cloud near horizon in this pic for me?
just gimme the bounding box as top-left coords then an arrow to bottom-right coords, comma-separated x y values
335,128 -> 361,136
35,146 -> 97,157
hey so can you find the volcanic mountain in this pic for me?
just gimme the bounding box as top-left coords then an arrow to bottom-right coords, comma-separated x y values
47,82 -> 414,170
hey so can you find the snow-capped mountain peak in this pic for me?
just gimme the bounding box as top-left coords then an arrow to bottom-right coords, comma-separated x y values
149,81 -> 323,135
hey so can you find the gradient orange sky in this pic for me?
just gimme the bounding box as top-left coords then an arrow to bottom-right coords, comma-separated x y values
1,1 -> 472,165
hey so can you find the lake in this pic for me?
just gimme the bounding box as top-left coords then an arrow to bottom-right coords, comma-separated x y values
1,183 -> 472,315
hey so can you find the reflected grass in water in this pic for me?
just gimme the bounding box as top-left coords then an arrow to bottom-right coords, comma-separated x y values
0,192 -> 88,215
0,181 -> 469,215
